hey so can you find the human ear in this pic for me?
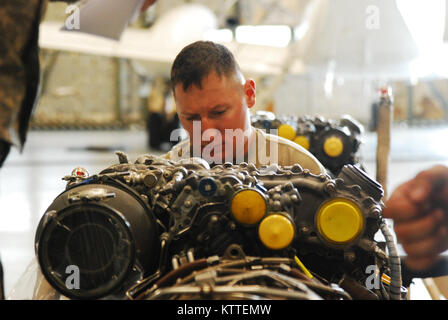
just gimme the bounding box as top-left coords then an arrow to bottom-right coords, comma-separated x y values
244,79 -> 256,108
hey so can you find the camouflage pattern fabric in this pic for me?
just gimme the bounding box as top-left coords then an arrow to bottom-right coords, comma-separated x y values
0,0 -> 45,167
0,0 -> 77,167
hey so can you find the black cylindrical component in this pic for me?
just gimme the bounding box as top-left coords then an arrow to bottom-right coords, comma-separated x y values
35,182 -> 160,299
313,128 -> 352,175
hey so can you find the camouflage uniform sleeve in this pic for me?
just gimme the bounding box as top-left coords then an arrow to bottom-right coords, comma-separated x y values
0,0 -> 44,150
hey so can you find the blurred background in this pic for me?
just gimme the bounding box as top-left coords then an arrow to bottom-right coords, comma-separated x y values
1,0 -> 448,299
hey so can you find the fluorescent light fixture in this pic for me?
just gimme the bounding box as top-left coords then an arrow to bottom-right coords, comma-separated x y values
203,28 -> 233,42
235,25 -> 292,47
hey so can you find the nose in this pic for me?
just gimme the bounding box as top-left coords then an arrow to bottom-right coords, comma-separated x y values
201,117 -> 222,136
200,117 -> 215,133
200,118 -> 221,145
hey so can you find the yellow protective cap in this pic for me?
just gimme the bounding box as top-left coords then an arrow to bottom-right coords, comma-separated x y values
278,124 -> 296,141
231,189 -> 266,225
316,198 -> 364,244
294,135 -> 310,150
258,214 -> 295,250
323,136 -> 344,157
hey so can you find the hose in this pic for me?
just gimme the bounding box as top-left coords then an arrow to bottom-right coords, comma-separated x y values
380,221 -> 402,300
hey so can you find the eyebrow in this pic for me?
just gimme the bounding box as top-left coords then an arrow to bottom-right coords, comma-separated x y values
181,104 -> 230,117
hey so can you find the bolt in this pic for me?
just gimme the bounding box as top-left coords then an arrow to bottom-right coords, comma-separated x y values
325,182 -> 335,193
301,226 -> 310,234
272,200 -> 281,210
201,284 -> 212,295
143,173 -> 157,188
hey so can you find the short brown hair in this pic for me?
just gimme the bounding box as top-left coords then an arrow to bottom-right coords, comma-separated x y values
170,41 -> 241,92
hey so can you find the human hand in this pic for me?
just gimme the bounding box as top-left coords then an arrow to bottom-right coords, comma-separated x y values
141,0 -> 157,12
383,165 -> 448,271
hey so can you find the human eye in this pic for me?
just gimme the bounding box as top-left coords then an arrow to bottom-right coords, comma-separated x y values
185,115 -> 200,121
210,109 -> 226,118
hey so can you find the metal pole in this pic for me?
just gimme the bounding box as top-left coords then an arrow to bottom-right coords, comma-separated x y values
376,87 -> 393,199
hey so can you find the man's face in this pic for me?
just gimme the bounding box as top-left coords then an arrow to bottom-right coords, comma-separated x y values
173,71 -> 256,164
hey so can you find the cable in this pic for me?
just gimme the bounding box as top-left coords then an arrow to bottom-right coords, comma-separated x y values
380,221 -> 402,300
294,256 -> 314,279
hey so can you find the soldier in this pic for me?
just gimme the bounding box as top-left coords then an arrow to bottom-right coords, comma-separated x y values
162,41 -> 326,175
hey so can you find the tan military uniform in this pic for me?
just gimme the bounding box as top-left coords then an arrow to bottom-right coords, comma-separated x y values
162,126 -> 326,175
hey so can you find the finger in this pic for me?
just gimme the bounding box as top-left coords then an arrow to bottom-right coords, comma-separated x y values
413,165 -> 448,203
383,199 -> 421,222
414,165 -> 448,183
401,225 -> 448,258
393,208 -> 445,242
404,254 -> 441,272
407,180 -> 433,205
433,184 -> 448,206
383,186 -> 426,222
387,166 -> 448,208
384,172 -> 446,222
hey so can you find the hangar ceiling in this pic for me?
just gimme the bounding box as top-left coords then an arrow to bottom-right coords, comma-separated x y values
35,0 -> 448,127
152,0 -> 312,27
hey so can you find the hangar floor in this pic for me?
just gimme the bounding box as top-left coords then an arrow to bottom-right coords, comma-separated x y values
1,125 -> 448,299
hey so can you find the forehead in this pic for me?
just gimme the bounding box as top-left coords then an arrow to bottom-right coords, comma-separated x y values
174,72 -> 243,108
176,70 -> 244,93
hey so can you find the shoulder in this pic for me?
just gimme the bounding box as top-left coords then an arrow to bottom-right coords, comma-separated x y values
254,127 -> 326,175
161,138 -> 190,160
255,126 -> 310,155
